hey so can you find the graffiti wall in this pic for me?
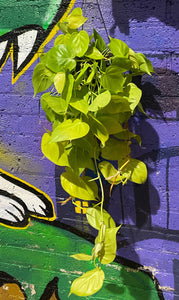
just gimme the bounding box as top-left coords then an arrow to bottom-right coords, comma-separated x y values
0,0 -> 178,299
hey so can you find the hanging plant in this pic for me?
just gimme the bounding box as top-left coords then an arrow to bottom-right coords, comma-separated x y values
32,7 -> 153,297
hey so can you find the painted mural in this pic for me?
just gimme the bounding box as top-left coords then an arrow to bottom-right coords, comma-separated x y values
0,168 -> 55,228
0,0 -> 75,83
0,0 -> 178,299
0,220 -> 163,299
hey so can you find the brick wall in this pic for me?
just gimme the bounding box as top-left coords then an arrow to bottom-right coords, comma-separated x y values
0,0 -> 178,299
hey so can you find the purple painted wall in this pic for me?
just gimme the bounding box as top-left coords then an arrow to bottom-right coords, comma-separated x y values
0,0 -> 178,299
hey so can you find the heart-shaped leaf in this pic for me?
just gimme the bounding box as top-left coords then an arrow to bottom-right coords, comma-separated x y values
66,7 -> 88,29
42,44 -> 76,73
69,268 -> 105,297
108,37 -> 129,58
32,63 -> 54,96
86,206 -> 116,230
88,90 -> 111,112
101,65 -> 125,93
69,31 -> 89,57
49,119 -> 89,143
122,158 -> 147,184
95,226 -> 121,264
61,170 -> 98,200
101,138 -> 131,161
41,93 -> 67,114
98,161 -> 123,185
85,46 -> 104,60
54,72 -> 66,94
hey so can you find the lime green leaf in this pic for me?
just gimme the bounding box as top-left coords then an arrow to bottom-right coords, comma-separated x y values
69,7 -> 82,15
41,96 -> 57,122
41,93 -> 67,114
86,206 -> 116,230
98,161 -> 123,184
62,74 -> 74,103
126,83 -> 142,112
42,44 -> 76,73
85,67 -> 96,84
92,242 -> 103,260
101,65 -> 125,93
56,152 -> 70,166
49,119 -> 89,143
96,226 -> 120,264
93,29 -> 106,52
68,146 -> 95,173
99,84 -> 142,115
61,170 -> 98,200
69,31 -> 89,57
41,132 -> 62,161
32,63 -> 54,96
42,133 -> 70,167
70,98 -> 89,115
72,132 -> 99,158
137,102 -> 148,117
97,115 -> 123,134
41,132 -> 65,165
54,72 -> 66,94
69,268 -> 105,297
85,46 -> 104,60
54,33 -> 71,46
98,99 -> 129,115
115,130 -> 141,146
111,57 -> 132,72
122,158 -> 147,184
135,53 -> 154,75
74,63 -> 90,87
88,114 -> 109,146
101,138 -> 131,161
66,8 -> 88,29
88,90 -> 111,112
70,253 -> 92,261
108,37 -> 129,57
58,22 -> 68,34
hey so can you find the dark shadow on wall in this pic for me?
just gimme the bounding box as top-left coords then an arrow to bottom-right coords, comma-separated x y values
102,68 -> 178,231
110,0 -> 179,35
173,259 -> 179,300
55,67 -> 178,234
55,65 -> 179,229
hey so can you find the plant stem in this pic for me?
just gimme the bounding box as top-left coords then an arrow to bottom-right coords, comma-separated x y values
94,150 -> 104,221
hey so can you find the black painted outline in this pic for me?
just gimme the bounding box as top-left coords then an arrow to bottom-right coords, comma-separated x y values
40,277 -> 61,300
0,171 -> 55,228
0,271 -> 27,299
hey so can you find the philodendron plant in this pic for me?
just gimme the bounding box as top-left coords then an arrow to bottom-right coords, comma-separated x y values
32,7 -> 153,297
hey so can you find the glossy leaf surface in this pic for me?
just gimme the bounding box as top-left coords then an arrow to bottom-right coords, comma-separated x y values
70,268 -> 105,297
61,170 -> 98,200
86,207 -> 116,230
49,119 -> 89,143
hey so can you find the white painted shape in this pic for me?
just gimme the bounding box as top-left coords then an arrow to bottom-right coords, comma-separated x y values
0,41 -> 8,61
17,30 -> 38,69
0,195 -> 25,222
0,176 -> 46,215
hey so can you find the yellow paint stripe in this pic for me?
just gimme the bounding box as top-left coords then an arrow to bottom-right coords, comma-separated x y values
0,218 -> 30,230
0,51 -> 11,73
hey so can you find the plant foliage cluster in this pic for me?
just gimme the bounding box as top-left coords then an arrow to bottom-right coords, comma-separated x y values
32,7 -> 153,297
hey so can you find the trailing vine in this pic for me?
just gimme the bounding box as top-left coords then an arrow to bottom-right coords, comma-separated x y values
32,7 -> 153,297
